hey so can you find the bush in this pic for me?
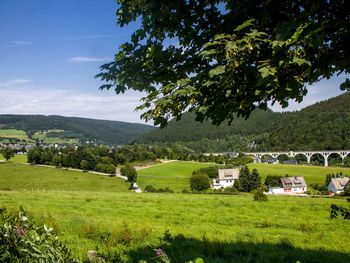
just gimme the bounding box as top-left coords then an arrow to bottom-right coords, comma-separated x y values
144,185 -> 174,193
190,173 -> 210,192
253,187 -> 268,201
0,207 -> 77,262
120,163 -> 137,183
192,166 -> 218,178
95,163 -> 116,174
264,175 -> 283,187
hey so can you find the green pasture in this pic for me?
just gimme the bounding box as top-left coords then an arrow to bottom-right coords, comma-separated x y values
0,163 -> 129,192
0,190 -> 349,262
137,161 -> 350,192
32,130 -> 78,144
0,129 -> 30,141
137,161 -> 213,192
0,153 -> 28,163
0,162 -> 350,262
247,163 -> 350,184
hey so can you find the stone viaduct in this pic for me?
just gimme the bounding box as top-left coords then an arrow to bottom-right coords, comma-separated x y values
244,150 -> 350,167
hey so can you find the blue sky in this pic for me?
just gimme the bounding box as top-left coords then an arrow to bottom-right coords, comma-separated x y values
0,0 -> 348,124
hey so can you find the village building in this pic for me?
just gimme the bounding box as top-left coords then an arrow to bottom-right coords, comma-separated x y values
268,176 -> 307,195
212,168 -> 239,189
328,177 -> 350,195
262,157 -> 279,164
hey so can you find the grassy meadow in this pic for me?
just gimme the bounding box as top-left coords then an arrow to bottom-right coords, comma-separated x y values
137,161 -> 350,191
0,153 -> 28,163
248,163 -> 350,184
0,163 -> 129,192
1,161 -> 350,262
137,161 -> 213,192
0,129 -> 30,141
0,129 -> 78,144
0,189 -> 349,262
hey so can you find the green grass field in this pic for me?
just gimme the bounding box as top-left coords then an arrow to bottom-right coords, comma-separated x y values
0,153 -> 28,163
0,163 -> 129,192
0,190 -> 349,262
248,163 -> 350,184
0,129 -> 30,141
1,162 -> 350,262
137,161 -> 350,191
32,130 -> 79,144
137,161 -> 213,192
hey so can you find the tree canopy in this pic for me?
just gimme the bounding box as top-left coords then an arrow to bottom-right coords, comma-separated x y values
97,0 -> 350,127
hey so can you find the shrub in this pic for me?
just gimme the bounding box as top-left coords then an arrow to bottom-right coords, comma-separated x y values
190,173 -> 210,192
264,175 -> 282,187
2,147 -> 14,161
239,166 -> 261,192
144,185 -> 174,193
95,163 -> 116,174
0,207 -> 77,262
120,163 -> 137,183
253,187 -> 268,201
192,166 -> 218,178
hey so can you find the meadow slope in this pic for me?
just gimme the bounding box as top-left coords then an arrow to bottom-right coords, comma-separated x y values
137,161 -> 350,191
137,161 -> 214,191
0,163 -> 129,192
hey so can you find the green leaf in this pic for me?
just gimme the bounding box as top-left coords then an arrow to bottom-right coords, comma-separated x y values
292,57 -> 311,66
209,65 -> 226,78
234,19 -> 255,32
258,65 -> 277,79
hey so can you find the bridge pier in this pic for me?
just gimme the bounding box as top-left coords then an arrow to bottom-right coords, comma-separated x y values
245,150 -> 350,167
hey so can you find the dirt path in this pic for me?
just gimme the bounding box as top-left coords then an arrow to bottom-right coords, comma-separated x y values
133,159 -> 176,171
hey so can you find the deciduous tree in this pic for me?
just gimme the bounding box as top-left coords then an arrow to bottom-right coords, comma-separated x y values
97,0 -> 350,126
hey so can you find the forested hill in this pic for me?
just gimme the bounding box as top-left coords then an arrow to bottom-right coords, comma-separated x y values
0,115 -> 154,145
138,92 -> 350,152
268,92 -> 350,150
138,109 -> 285,142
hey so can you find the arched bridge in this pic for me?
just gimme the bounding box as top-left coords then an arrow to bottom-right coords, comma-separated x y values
244,150 -> 350,167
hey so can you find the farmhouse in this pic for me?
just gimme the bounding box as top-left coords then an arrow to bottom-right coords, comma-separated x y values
212,168 -> 239,189
268,176 -> 307,194
328,177 -> 349,195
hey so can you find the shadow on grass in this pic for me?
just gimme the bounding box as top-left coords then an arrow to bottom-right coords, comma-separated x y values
126,234 -> 350,263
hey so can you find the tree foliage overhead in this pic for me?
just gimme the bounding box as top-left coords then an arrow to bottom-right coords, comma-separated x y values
97,0 -> 350,127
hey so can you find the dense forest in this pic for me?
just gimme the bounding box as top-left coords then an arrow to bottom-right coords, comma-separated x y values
0,115 -> 154,145
138,109 -> 283,142
138,92 -> 350,152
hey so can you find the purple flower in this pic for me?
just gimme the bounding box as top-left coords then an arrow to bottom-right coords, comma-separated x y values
16,226 -> 27,236
154,248 -> 165,257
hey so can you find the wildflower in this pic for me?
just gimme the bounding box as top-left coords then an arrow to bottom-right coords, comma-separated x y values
16,226 -> 27,236
154,248 -> 165,257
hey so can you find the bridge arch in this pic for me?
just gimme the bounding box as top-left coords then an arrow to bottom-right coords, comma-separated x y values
276,153 -> 290,163
310,153 -> 326,166
328,152 -> 343,165
293,153 -> 308,163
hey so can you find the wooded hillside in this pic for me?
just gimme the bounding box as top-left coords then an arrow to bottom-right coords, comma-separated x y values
0,115 -> 154,145
139,92 -> 350,152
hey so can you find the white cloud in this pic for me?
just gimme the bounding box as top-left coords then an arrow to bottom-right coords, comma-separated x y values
69,56 -> 113,63
0,86 -> 149,124
10,40 -> 33,46
0,79 -> 30,88
269,76 -> 347,112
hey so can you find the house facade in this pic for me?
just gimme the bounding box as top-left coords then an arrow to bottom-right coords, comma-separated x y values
268,176 -> 307,194
212,169 -> 239,189
328,177 -> 349,194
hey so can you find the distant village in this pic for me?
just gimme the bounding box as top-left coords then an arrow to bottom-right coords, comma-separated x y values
211,168 -> 349,196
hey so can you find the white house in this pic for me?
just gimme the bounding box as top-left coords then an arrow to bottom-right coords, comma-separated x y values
212,169 -> 239,189
328,177 -> 349,194
269,176 -> 307,194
